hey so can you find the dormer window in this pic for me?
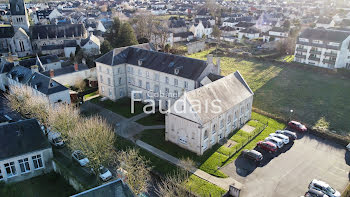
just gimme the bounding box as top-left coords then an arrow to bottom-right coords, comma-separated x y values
174,68 -> 179,75
138,60 -> 143,66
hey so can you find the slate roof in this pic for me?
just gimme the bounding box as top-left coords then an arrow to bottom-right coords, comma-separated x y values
0,119 -> 51,160
0,25 -> 15,38
71,179 -> 134,197
173,32 -> 194,38
7,66 -> 68,95
42,64 -> 88,77
235,22 -> 255,28
17,55 -> 59,70
207,73 -> 224,82
316,17 -> 333,24
64,40 -> 77,47
169,18 -> 186,28
184,71 -> 254,124
299,28 -> 350,43
98,47 -> 208,81
42,45 -> 64,50
30,24 -> 86,39
240,27 -> 260,34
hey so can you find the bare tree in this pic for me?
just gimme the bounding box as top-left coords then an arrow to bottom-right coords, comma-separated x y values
276,38 -> 296,55
74,78 -> 86,92
116,148 -> 151,195
155,170 -> 192,197
68,116 -> 116,174
6,86 -> 49,126
133,10 -> 155,41
151,20 -> 170,49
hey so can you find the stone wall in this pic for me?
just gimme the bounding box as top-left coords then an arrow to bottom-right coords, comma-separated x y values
187,40 -> 206,54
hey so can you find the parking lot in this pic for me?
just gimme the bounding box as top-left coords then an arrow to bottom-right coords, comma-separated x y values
221,133 -> 350,197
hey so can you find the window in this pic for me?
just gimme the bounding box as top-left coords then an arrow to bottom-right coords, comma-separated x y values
119,89 -> 124,97
174,90 -> 178,98
118,68 -> 121,74
18,158 -> 30,173
106,68 -> 110,74
154,85 -> 159,92
109,89 -> 112,97
204,130 -> 208,139
165,88 -> 169,96
130,67 -> 134,74
138,80 -> 142,87
118,77 -> 122,85
165,77 -> 169,84
154,73 -> 159,81
5,162 -> 16,177
179,136 -> 187,145
138,69 -> 142,76
184,81 -> 188,89
227,115 -> 232,124
32,155 -> 43,169
127,67 -> 131,73
146,82 -> 150,90
174,79 -> 178,86
99,66 -> 102,71
108,78 -> 111,85
212,124 -> 216,134
100,75 -> 103,83
146,71 -> 149,78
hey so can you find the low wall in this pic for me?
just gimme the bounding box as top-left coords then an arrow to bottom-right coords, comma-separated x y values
52,160 -> 84,192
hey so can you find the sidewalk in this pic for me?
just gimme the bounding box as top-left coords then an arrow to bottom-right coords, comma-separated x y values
136,140 -> 242,191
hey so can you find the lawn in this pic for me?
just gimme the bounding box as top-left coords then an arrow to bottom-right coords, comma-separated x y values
187,49 -> 350,134
136,112 -> 165,126
138,112 -> 285,178
0,172 -> 76,197
114,137 -> 226,197
90,97 -> 145,118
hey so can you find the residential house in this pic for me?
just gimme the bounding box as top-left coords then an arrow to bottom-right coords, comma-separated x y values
263,27 -> 289,42
0,25 -> 32,57
6,65 -> 71,104
294,28 -> 350,69
190,20 -> 212,39
95,43 -> 220,109
0,119 -> 53,183
238,28 -> 260,40
165,71 -> 254,155
80,33 -> 101,55
315,17 -> 335,29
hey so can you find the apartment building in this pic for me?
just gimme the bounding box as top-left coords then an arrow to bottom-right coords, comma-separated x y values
95,44 -> 220,109
165,71 -> 254,155
294,28 -> 350,69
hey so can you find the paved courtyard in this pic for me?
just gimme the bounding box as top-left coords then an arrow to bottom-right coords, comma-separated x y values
221,134 -> 350,197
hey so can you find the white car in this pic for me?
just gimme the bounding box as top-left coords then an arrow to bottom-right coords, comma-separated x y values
308,179 -> 340,197
265,137 -> 284,149
99,166 -> 113,181
269,133 -> 289,144
72,151 -> 89,167
346,143 -> 350,151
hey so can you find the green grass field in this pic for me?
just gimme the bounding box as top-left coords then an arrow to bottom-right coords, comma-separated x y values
187,49 -> 350,134
0,173 -> 76,197
136,112 -> 165,126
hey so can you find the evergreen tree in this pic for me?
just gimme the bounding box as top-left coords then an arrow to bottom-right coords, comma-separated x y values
106,17 -> 121,47
100,40 -> 113,54
117,22 -> 139,47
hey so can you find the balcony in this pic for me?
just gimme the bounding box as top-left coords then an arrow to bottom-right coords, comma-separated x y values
295,54 -> 306,59
308,56 -> 320,62
309,50 -> 322,55
323,59 -> 336,65
296,47 -> 307,52
324,52 -> 338,57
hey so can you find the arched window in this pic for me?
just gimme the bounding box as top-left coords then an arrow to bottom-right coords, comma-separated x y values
204,130 -> 208,139
212,125 -> 216,134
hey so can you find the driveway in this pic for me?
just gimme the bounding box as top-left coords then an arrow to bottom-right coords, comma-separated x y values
221,134 -> 350,197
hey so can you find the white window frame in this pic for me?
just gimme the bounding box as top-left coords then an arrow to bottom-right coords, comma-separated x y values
32,154 -> 44,170
18,158 -> 31,174
4,161 -> 17,177
174,79 -> 178,86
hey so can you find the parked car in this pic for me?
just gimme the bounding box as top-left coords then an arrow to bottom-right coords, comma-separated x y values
346,143 -> 350,151
257,141 -> 277,153
269,133 -> 289,144
305,188 -> 329,197
308,179 -> 340,197
99,166 -> 113,181
72,150 -> 89,167
48,131 -> 65,148
241,149 -> 263,162
265,136 -> 284,149
275,130 -> 297,140
288,121 -> 307,132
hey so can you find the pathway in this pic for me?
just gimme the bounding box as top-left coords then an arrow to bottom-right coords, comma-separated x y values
136,140 -> 242,191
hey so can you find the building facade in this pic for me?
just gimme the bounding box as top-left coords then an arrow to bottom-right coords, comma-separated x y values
165,71 -> 254,155
294,28 -> 350,69
0,119 -> 53,183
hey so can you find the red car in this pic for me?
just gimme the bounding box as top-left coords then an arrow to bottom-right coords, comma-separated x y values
288,121 -> 307,132
257,141 -> 277,153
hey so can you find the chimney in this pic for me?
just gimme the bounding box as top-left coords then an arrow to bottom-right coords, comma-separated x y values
31,65 -> 39,73
207,54 -> 213,65
74,63 -> 78,71
216,57 -> 221,75
50,69 -> 54,77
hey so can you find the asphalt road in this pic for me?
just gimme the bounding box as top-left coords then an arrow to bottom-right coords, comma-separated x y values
221,133 -> 350,197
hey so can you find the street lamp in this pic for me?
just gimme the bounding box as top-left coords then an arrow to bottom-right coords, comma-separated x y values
289,109 -> 293,121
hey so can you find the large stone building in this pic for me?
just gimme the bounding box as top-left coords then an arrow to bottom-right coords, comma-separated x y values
294,28 -> 350,69
95,43 -> 220,109
0,119 -> 53,183
165,71 -> 254,155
